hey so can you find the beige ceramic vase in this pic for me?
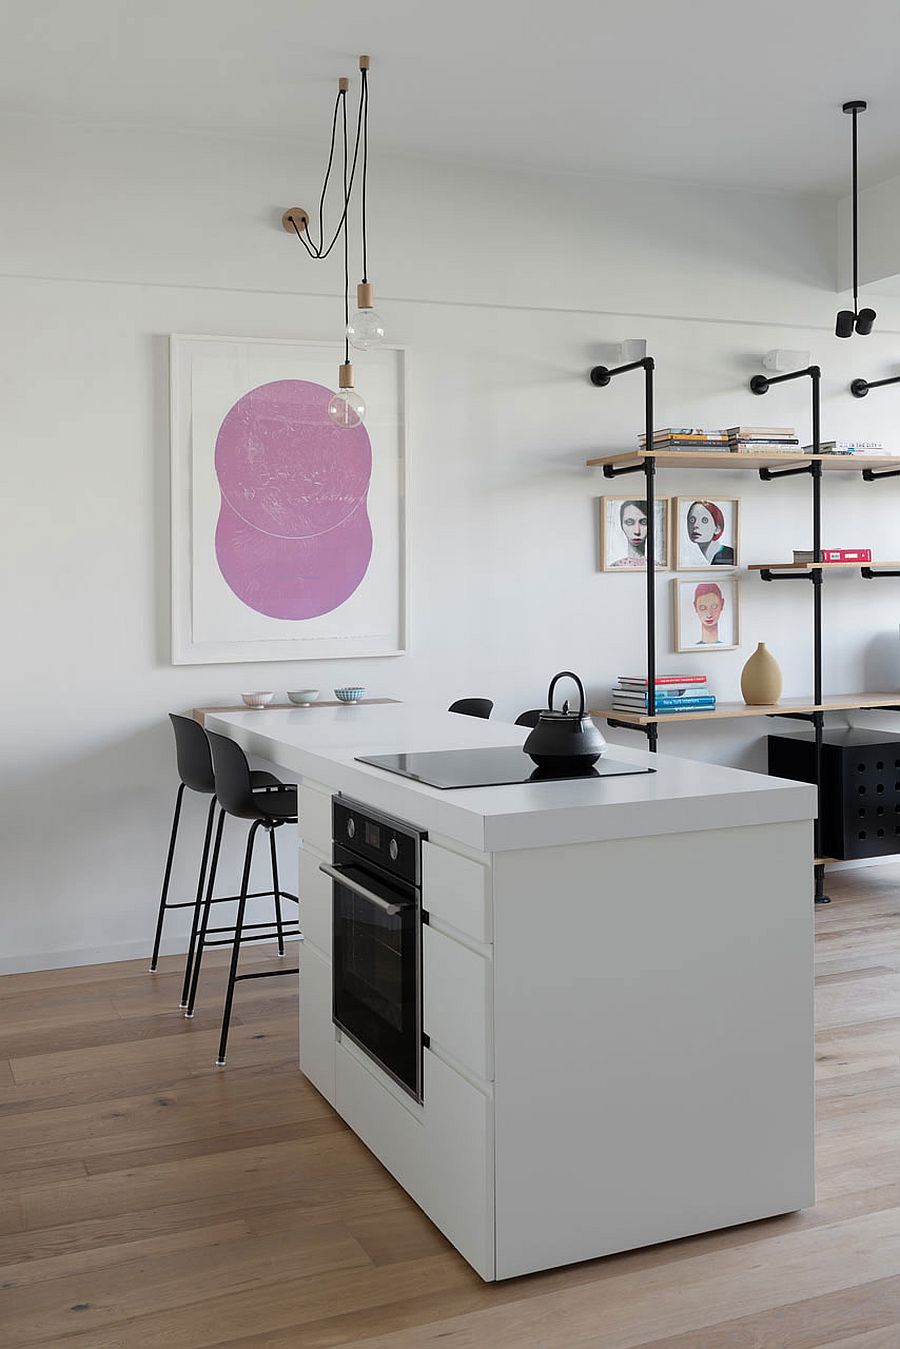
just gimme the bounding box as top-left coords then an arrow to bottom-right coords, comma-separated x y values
741,642 -> 783,706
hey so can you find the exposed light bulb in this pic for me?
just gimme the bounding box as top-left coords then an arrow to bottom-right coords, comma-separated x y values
347,308 -> 386,350
348,281 -> 385,350
327,386 -> 366,429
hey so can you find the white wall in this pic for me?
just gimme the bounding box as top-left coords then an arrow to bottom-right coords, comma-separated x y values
5,116 -> 900,972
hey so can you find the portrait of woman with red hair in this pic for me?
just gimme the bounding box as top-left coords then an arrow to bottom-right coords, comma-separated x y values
675,496 -> 739,569
674,577 -> 740,651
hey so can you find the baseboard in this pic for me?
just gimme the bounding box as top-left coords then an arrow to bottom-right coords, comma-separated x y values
825,855 -> 900,874
0,935 -> 190,977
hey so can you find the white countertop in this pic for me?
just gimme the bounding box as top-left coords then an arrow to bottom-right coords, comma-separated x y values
207,704 -> 817,853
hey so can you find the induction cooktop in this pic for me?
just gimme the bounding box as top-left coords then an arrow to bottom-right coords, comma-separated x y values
355,745 -> 654,790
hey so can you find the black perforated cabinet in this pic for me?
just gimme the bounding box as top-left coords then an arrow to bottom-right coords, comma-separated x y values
768,728 -> 900,860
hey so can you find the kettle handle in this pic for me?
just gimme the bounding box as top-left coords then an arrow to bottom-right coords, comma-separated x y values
547,671 -> 586,717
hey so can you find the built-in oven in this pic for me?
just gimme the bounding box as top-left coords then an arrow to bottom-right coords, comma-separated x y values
321,796 -> 427,1103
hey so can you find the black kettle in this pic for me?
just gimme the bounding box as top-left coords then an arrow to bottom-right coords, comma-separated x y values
523,672 -> 607,773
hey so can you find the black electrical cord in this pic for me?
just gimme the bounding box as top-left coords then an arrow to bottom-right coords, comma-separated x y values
294,85 -> 365,264
315,91 -> 342,257
342,91 -> 350,365
361,68 -> 369,284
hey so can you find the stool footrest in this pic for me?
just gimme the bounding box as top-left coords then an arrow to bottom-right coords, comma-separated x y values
164,887 -> 293,911
234,967 -> 300,982
201,929 -> 301,949
205,919 -> 300,935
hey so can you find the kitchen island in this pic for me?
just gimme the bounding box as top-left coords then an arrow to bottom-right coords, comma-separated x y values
208,704 -> 817,1282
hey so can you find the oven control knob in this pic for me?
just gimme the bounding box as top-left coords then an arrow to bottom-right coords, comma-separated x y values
389,837 -> 399,861
346,817 -> 356,839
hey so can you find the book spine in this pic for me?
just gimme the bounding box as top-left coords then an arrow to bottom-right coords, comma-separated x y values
792,549 -> 872,563
618,676 -> 708,686
824,548 -> 872,562
614,697 -> 717,710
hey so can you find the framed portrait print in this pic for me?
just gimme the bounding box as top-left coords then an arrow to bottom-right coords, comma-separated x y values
673,577 -> 740,652
674,496 -> 740,570
599,496 -> 670,572
170,335 -> 407,665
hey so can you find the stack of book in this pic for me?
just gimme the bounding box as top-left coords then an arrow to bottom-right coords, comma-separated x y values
638,428 -> 729,451
792,547 -> 872,564
726,426 -> 800,453
801,439 -> 889,457
612,675 -> 716,716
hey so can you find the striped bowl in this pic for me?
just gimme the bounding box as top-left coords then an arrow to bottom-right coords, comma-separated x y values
334,686 -> 366,703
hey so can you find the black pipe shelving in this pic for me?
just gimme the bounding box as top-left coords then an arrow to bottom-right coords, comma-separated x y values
587,363 -> 900,906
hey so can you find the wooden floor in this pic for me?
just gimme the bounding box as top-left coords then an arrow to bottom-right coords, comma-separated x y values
4,870 -> 900,1349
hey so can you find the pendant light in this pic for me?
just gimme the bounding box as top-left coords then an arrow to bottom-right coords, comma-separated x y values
836,100 -> 876,338
282,56 -> 382,428
347,59 -> 385,352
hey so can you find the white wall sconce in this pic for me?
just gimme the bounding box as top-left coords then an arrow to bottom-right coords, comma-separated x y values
616,340 -> 647,365
762,349 -> 811,373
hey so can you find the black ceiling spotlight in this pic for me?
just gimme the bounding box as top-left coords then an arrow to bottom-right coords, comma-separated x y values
836,100 -> 876,338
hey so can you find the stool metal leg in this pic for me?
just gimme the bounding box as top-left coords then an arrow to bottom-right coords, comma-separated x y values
185,806 -> 225,1018
149,783 -> 186,973
179,795 -> 217,1008
270,827 -> 285,956
216,820 -> 262,1066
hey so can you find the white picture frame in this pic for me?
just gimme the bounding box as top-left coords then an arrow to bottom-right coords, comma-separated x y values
170,335 -> 407,665
598,496 -> 671,572
674,496 -> 741,570
673,577 -> 740,652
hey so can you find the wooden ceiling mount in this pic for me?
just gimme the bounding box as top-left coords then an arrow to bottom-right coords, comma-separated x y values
281,208 -> 309,234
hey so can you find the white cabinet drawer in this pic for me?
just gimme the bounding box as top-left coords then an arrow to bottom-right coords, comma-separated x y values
298,846 -> 332,958
299,941 -> 335,1106
424,925 -> 493,1081
299,784 -> 332,855
335,1039 -> 494,1280
423,841 -> 491,944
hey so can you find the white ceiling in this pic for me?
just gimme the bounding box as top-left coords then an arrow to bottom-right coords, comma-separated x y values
3,0 -> 900,196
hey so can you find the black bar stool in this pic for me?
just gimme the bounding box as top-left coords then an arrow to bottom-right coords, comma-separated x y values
150,713 -> 283,1008
515,709 -> 543,728
448,697 -> 494,719
185,730 -> 300,1066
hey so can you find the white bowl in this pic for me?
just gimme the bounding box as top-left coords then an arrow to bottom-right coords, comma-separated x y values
334,685 -> 366,703
287,689 -> 320,705
241,691 -> 274,708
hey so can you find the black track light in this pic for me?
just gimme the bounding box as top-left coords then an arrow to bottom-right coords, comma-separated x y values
835,310 -> 855,339
836,100 -> 876,338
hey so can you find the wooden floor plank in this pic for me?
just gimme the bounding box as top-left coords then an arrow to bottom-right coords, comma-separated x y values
2,862 -> 900,1349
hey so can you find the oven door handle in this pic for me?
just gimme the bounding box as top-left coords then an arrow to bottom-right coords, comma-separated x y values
319,862 -> 412,917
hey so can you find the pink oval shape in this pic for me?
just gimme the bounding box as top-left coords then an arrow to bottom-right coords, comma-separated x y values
215,496 -> 373,620
214,380 -> 372,538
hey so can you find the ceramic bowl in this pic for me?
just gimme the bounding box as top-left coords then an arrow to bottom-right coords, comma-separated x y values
334,686 -> 366,703
240,691 -> 275,708
287,689 -> 320,705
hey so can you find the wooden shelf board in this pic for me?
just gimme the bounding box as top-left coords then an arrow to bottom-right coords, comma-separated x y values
749,561 -> 900,571
193,698 -> 399,725
586,449 -> 900,473
594,693 -> 900,726
815,857 -> 838,867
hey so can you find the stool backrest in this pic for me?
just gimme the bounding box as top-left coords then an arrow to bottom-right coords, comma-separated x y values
206,730 -> 259,820
169,713 -> 215,794
448,697 -> 493,719
514,709 -> 543,728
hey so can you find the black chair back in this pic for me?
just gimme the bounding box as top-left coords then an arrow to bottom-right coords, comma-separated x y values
448,698 -> 493,720
514,709 -> 543,728
169,713 -> 215,794
206,731 -> 259,820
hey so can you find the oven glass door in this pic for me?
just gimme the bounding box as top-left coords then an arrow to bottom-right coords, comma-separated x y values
330,853 -> 422,1101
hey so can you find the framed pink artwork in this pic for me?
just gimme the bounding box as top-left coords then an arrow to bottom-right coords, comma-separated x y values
170,335 -> 407,664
